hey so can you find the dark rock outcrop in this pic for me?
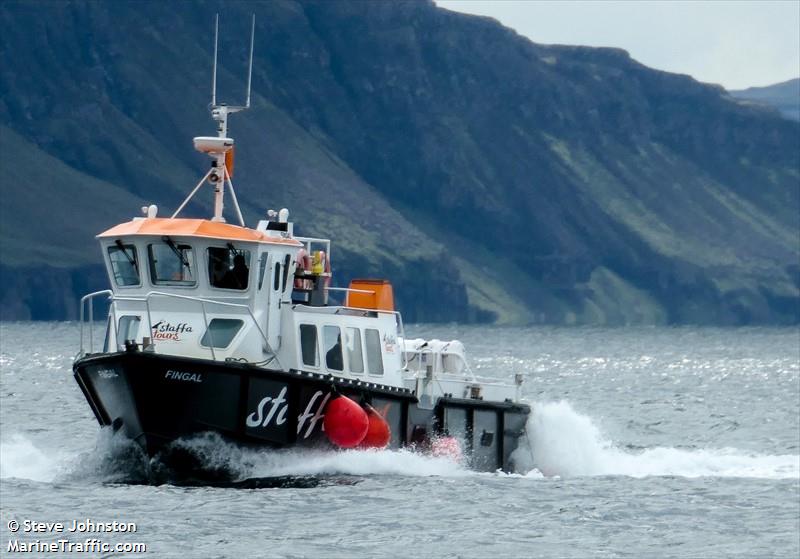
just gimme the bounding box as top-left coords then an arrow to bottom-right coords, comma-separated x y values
0,0 -> 797,324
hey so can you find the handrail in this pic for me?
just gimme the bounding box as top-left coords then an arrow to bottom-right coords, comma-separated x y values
325,287 -> 374,294
78,290 -> 113,356
115,290 -> 280,368
395,310 -> 408,369
401,342 -> 475,381
77,290 -> 281,368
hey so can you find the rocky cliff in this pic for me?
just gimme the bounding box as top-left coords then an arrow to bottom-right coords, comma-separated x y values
1,0 -> 797,324
730,78 -> 800,121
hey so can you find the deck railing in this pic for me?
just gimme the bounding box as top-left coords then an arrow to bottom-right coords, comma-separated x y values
78,289 -> 114,356
77,290 -> 280,368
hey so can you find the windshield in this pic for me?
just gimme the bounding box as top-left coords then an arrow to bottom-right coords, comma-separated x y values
208,246 -> 251,290
148,241 -> 195,285
107,243 -> 140,287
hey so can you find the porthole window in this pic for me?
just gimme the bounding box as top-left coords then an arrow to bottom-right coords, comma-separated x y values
200,319 -> 243,348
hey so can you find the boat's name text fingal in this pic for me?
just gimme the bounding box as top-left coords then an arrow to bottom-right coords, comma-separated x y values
164,370 -> 203,383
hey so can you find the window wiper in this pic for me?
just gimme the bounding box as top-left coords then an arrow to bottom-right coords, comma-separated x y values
162,236 -> 190,268
115,240 -> 138,273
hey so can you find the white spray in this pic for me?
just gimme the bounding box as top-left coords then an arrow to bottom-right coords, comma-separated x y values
513,400 -> 800,479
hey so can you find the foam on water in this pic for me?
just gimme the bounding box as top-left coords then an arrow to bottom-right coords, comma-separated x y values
0,431 -> 471,484
0,434 -> 65,483
513,401 -> 800,479
3,401 -> 797,484
167,432 -> 472,480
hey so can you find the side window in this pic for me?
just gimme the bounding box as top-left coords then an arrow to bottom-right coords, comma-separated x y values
257,253 -> 268,290
323,325 -> 343,371
208,247 -> 251,290
108,243 -> 140,287
282,254 -> 291,292
365,329 -> 384,376
300,324 -> 319,367
148,242 -> 195,286
345,327 -> 364,374
118,315 -> 141,343
200,319 -> 243,348
273,262 -> 281,291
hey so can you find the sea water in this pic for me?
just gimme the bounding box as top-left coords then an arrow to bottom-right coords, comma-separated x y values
0,322 -> 798,558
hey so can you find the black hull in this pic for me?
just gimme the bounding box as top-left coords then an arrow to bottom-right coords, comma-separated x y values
73,350 -> 530,472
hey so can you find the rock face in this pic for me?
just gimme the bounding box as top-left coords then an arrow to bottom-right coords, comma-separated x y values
730,79 -> 800,122
1,0 -> 798,324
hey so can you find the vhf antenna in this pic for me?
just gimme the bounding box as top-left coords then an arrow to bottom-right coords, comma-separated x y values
211,14 -> 219,107
210,12 -> 255,136
175,13 -> 255,225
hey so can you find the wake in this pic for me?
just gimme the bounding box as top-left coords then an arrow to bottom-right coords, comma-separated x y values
0,431 -> 471,485
512,401 -> 799,479
1,401 -> 797,484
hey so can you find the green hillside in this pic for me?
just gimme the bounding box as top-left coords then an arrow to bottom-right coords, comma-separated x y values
0,0 -> 797,324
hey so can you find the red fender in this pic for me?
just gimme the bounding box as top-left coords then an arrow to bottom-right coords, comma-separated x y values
359,405 -> 391,449
323,396 -> 369,448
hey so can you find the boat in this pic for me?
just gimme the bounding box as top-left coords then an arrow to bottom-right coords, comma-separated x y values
72,15 -> 530,474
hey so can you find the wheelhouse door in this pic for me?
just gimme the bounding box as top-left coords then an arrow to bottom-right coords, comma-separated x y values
263,252 -> 287,351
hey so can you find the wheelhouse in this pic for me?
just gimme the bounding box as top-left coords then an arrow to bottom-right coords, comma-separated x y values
90,215 -> 406,389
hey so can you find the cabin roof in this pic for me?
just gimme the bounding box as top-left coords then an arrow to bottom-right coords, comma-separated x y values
98,218 -> 302,246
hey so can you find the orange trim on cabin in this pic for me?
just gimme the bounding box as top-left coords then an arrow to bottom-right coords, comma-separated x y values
97,218 -> 302,246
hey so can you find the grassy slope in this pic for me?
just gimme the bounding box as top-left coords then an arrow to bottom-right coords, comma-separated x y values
0,125 -> 147,267
0,0 -> 797,324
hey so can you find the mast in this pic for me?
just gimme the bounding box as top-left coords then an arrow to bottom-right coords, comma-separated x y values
172,13 -> 256,225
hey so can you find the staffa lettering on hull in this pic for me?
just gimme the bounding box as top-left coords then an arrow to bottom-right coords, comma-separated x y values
247,388 -> 330,440
164,370 -> 203,383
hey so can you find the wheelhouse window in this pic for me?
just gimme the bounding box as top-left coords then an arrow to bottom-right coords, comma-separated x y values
323,325 -> 343,371
345,327 -> 364,374
365,328 -> 384,375
257,253 -> 268,290
200,318 -> 243,349
300,324 -> 319,367
273,261 -> 281,291
282,254 -> 291,292
208,246 -> 251,290
108,243 -> 140,287
148,241 -> 195,286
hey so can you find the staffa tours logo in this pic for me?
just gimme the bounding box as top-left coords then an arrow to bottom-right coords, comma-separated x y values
151,320 -> 193,342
